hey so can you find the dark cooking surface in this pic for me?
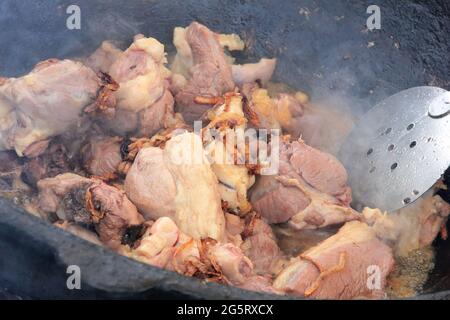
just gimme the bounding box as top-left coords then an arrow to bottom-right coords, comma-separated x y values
0,0 -> 449,299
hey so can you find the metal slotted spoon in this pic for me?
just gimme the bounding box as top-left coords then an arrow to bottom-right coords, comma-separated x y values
338,86 -> 450,212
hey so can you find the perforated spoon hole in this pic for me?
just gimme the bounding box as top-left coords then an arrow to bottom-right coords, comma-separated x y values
388,144 -> 395,151
403,197 -> 411,204
367,148 -> 373,156
391,163 -> 398,170
407,123 -> 414,131
410,141 -> 417,148
380,127 -> 392,136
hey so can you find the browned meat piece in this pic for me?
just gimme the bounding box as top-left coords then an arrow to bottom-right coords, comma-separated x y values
224,212 -> 285,276
21,141 -> 73,189
170,236 -> 258,287
84,41 -> 123,74
363,188 -> 450,256
22,139 -> 51,158
231,58 -> 277,87
124,147 -> 176,219
289,140 -> 351,200
225,212 -> 245,241
129,217 -> 180,268
82,136 -> 122,177
169,73 -> 187,96
249,175 -> 310,224
89,182 -> 145,248
37,173 -> 92,214
207,242 -> 254,285
241,83 -> 305,139
38,173 -> 144,249
124,215 -> 279,293
138,87 -> 175,137
273,221 -> 395,299
124,132 -> 225,241
250,139 -> 358,229
0,59 -> 100,156
419,195 -> 450,246
108,88 -> 178,137
241,215 -> 285,275
175,22 -> 235,123
102,35 -> 175,136
108,35 -> 167,107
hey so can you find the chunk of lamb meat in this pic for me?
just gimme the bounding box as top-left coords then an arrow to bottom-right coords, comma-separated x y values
81,136 -> 123,177
273,221 -> 395,299
38,173 -> 144,249
102,35 -> 175,136
242,83 -> 305,139
240,214 -> 286,275
174,22 -> 235,123
207,242 -> 254,284
138,88 -> 176,137
20,140 -> 74,189
225,212 -> 245,245
249,139 -> 358,229
0,59 -> 100,156
170,234 -> 278,293
127,215 -> 279,294
172,25 -> 274,90
209,242 -> 280,294
363,187 -> 450,256
127,217 -> 179,268
124,132 -> 226,241
170,25 -> 244,81
224,212 -> 285,275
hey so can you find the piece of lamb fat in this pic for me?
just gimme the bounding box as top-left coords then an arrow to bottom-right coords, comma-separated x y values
218,33 -> 245,51
164,132 -> 226,241
110,36 -> 169,113
273,221 -> 394,299
171,27 -> 193,78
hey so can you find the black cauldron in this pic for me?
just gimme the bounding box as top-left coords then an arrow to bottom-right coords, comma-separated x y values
0,0 -> 448,299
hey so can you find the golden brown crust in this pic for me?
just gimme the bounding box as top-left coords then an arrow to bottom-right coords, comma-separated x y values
85,72 -> 119,117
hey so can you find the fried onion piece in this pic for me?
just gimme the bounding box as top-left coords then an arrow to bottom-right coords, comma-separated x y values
194,95 -> 224,106
84,184 -> 105,224
242,96 -> 260,127
303,252 -> 347,297
90,172 -> 119,182
85,72 -> 119,117
117,161 -> 132,176
242,211 -> 260,239
173,237 -> 228,283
